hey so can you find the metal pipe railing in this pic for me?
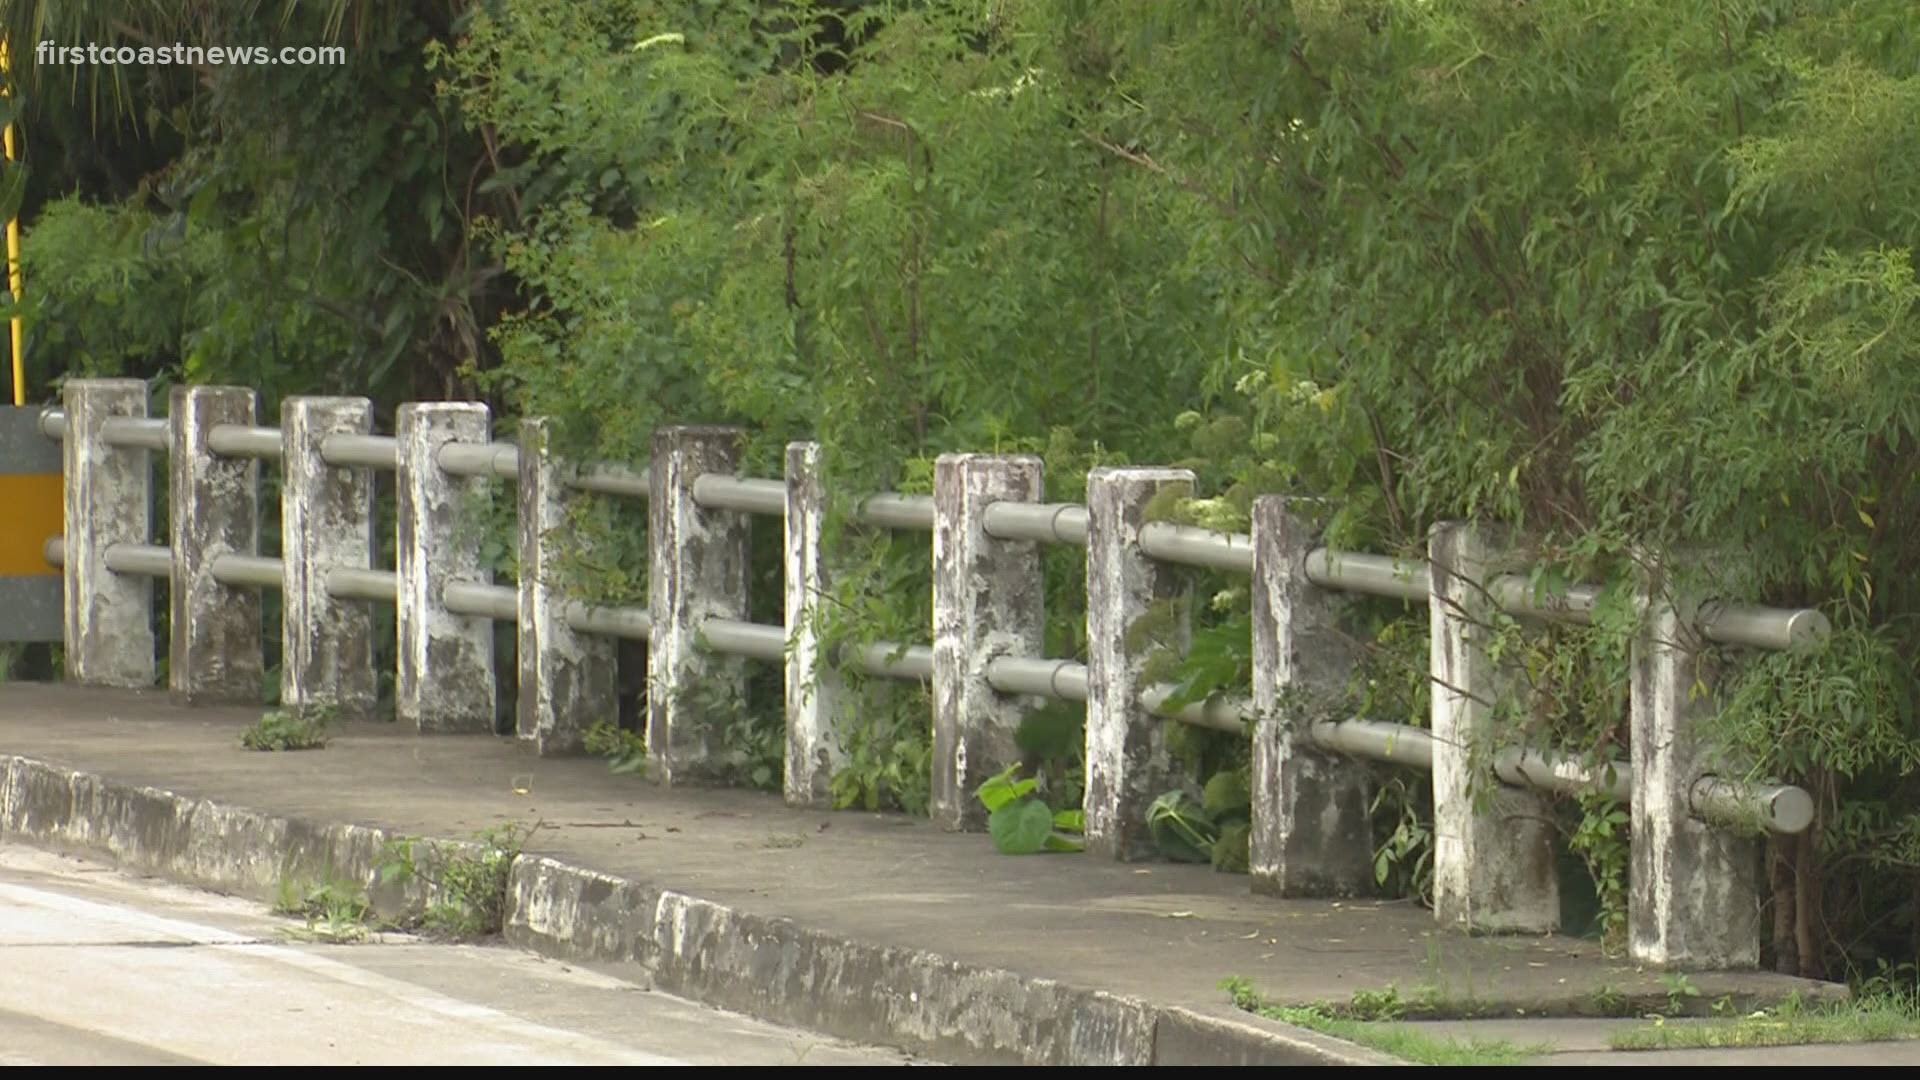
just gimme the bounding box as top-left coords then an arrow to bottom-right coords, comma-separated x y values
844,640 -> 935,682
569,462 -> 650,499
985,656 -> 1090,702
563,601 -> 653,641
692,474 -> 786,517
1309,718 -> 1435,770
43,536 -> 64,568
206,424 -> 284,461
856,493 -> 935,532
320,433 -> 400,471
983,502 -> 1089,547
102,543 -> 172,578
437,441 -> 520,481
100,417 -> 169,451
39,407 -> 67,442
209,554 -> 284,590
700,617 -> 787,662
1137,684 -> 1250,734
1692,775 -> 1815,835
444,580 -> 519,622
1306,549 -> 1431,602
325,567 -> 399,603
1139,521 -> 1254,573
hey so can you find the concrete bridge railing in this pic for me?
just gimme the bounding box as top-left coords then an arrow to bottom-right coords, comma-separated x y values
37,379 -> 1826,969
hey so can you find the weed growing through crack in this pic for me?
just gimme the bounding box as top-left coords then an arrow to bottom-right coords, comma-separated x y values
1221,977 -> 1549,1066
273,876 -> 375,943
242,705 -> 336,752
377,822 -> 540,940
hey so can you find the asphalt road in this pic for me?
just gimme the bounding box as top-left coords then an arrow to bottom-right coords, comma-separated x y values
0,845 -> 915,1066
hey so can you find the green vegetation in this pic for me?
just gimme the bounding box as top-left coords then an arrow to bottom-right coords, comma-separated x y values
12,0 -> 1920,982
1221,977 -> 1545,1066
377,822 -> 537,940
241,707 -> 335,752
583,720 -> 648,775
273,878 -> 376,944
1611,994 -> 1920,1051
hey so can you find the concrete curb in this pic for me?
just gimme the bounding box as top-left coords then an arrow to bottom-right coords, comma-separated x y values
1,754 -> 1391,1066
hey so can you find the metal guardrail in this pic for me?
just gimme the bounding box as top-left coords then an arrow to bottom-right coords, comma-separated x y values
692,474 -> 785,516
320,433 -> 400,471
206,424 -> 283,461
35,401 -> 1823,842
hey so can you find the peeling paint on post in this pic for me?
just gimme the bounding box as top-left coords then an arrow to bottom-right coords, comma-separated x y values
1428,521 -> 1559,933
1084,467 -> 1192,860
649,426 -> 749,784
1249,496 -> 1373,895
1630,568 -> 1761,968
931,453 -> 1043,832
62,379 -> 154,688
281,398 -> 377,718
783,441 -> 845,806
397,403 -> 495,734
518,419 -> 615,755
169,385 -> 264,704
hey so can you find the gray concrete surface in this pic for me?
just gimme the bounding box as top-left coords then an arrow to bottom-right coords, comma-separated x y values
0,685 -> 1851,1065
0,845 -> 911,1065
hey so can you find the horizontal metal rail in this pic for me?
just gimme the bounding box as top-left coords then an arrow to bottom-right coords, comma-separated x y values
563,601 -> 652,641
1692,776 -> 1814,835
692,474 -> 786,516
843,640 -> 935,682
43,537 -> 64,568
985,656 -> 1090,702
103,543 -> 172,578
1137,684 -> 1252,734
320,433 -> 400,471
569,462 -> 651,499
444,580 -> 518,622
207,424 -> 284,461
1307,549 -> 1430,602
1309,718 -> 1435,770
856,493 -> 935,531
1139,521 -> 1254,573
39,408 -> 67,442
983,502 -> 1089,547
326,567 -> 399,603
210,554 -> 284,589
437,442 -> 521,481
700,618 -> 787,662
101,417 -> 169,451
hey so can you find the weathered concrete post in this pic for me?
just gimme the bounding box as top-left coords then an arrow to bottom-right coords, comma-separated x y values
1630,568 -> 1761,968
783,441 -> 846,806
931,453 -> 1044,831
1428,521 -> 1559,933
1084,467 -> 1193,860
1249,496 -> 1374,895
61,379 -> 154,687
396,402 -> 495,733
280,397 -> 377,717
518,418 -> 616,754
168,385 -> 264,703
649,425 -> 750,783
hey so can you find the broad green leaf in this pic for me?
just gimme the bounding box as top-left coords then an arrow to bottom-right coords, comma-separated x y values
989,798 -> 1054,855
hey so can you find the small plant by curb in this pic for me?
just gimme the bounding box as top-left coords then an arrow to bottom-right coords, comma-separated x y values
377,821 -> 540,940
273,875 -> 376,943
974,764 -> 1084,854
584,720 -> 647,775
241,705 -> 335,751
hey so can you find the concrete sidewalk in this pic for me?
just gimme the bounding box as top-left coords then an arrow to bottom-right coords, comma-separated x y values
0,685 -> 1851,1064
